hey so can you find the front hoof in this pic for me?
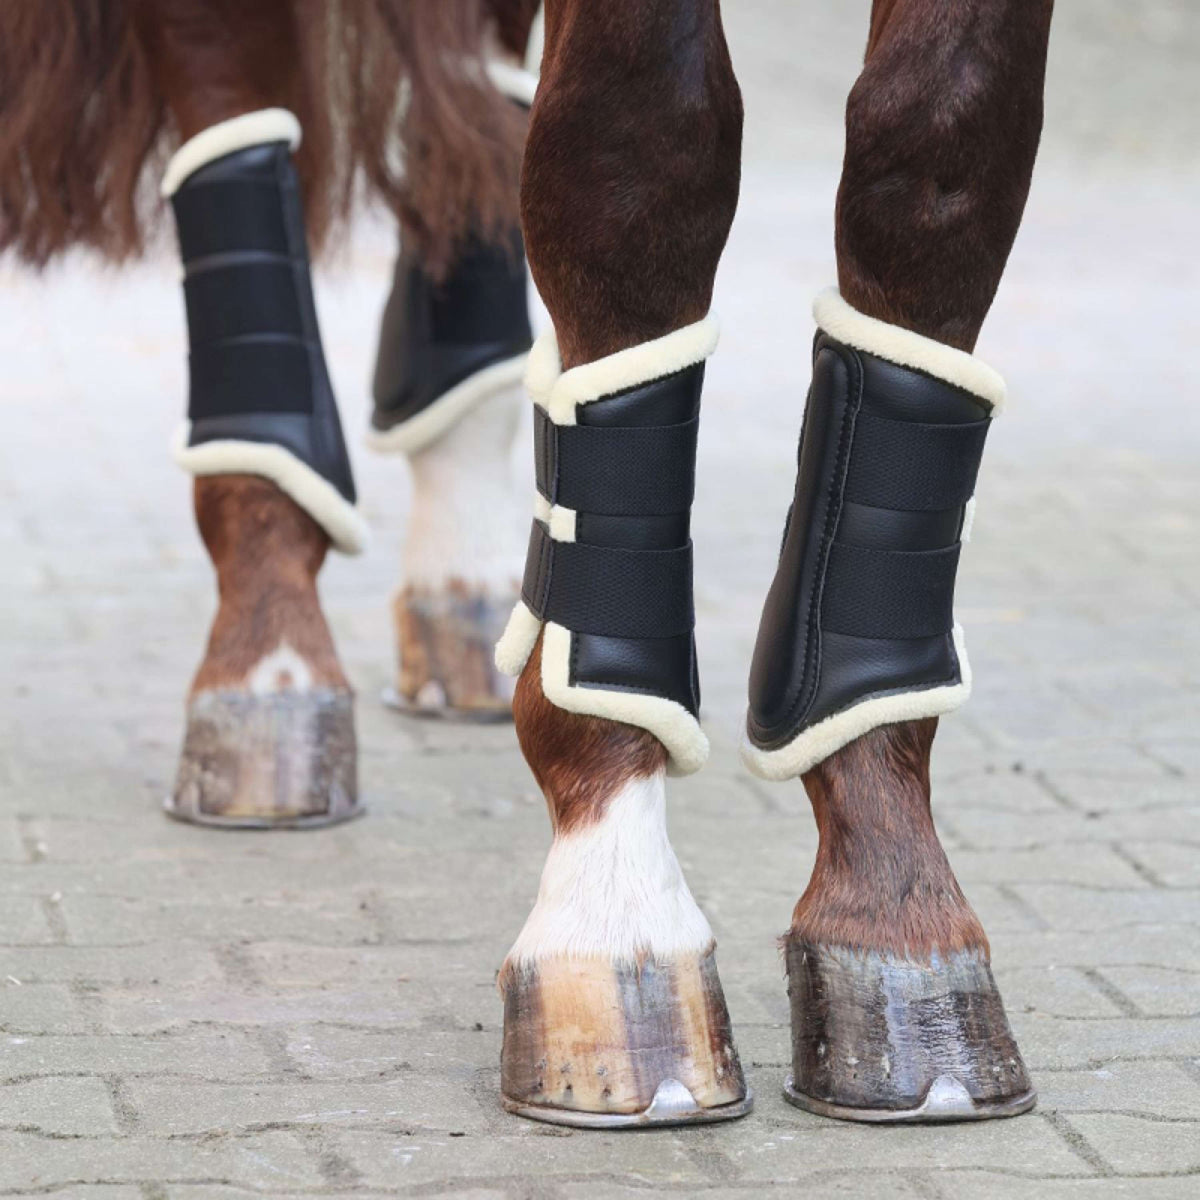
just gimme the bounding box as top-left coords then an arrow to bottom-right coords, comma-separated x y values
500,952 -> 750,1129
389,585 -> 515,720
168,689 -> 360,829
784,936 -> 1034,1123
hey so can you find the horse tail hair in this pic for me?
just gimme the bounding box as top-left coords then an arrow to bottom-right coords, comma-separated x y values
0,0 -> 525,276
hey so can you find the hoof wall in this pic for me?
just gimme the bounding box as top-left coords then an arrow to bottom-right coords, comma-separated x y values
391,586 -> 515,719
500,952 -> 749,1128
169,689 -> 359,829
785,937 -> 1034,1122
504,1080 -> 754,1129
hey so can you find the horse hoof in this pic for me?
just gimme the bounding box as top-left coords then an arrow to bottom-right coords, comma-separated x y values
167,688 -> 360,829
783,936 -> 1034,1122
500,952 -> 751,1128
390,585 -> 516,719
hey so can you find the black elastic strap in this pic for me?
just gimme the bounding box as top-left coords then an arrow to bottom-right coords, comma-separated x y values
183,259 -> 301,347
534,409 -> 699,515
521,520 -> 694,639
173,179 -> 291,260
844,410 -> 990,512
188,337 -> 312,419
822,541 -> 961,639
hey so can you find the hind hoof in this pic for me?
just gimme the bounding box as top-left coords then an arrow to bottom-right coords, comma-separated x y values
391,584 -> 516,719
784,936 -> 1034,1123
168,688 -> 360,829
500,952 -> 750,1129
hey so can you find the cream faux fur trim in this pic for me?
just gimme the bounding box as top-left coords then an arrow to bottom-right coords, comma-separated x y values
171,425 -> 368,555
365,353 -> 529,456
541,623 -> 708,776
741,624 -> 972,781
494,600 -> 541,676
529,316 -> 720,426
814,289 -> 1006,412
486,61 -> 539,106
162,109 -> 302,198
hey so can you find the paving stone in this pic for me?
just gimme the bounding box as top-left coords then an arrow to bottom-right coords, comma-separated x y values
1011,886 -> 1200,933
0,1030 -> 272,1082
1094,967 -> 1200,1018
923,1177 -> 1200,1199
0,1130 -> 324,1192
124,1077 -> 483,1137
1060,1113 -> 1200,1175
0,1077 -> 118,1136
1039,1060 -> 1200,1120
0,898 -> 53,945
0,985 -> 85,1035
4,1189 -> 143,1200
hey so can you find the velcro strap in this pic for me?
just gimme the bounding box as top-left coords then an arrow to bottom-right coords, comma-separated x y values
533,408 -> 699,515
184,260 -> 301,346
173,180 -> 291,260
521,520 -> 693,638
822,541 -> 961,639
844,410 -> 989,511
189,336 -> 312,419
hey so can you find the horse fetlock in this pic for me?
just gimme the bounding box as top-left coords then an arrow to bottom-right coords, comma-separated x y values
171,477 -> 359,829
499,772 -> 749,1126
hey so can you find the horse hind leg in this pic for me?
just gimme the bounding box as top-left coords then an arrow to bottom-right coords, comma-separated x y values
142,1 -> 361,827
496,0 -> 749,1126
367,11 -> 537,720
746,0 -> 1054,1120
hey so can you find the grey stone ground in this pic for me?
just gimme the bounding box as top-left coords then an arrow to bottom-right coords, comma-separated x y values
1,2 -> 1198,1196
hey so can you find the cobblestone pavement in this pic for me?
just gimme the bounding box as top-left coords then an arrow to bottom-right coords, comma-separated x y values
1,2 -> 1198,1197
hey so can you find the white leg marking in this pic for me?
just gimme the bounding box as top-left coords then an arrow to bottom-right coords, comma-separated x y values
508,773 -> 714,966
404,385 -> 526,592
246,642 -> 314,696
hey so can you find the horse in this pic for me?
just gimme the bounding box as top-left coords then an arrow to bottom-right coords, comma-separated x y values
0,0 -> 1056,1128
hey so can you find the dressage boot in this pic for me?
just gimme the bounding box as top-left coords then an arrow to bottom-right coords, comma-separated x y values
366,68 -> 535,720
164,109 -> 363,829
745,289 -> 1034,1121
493,319 -> 751,1129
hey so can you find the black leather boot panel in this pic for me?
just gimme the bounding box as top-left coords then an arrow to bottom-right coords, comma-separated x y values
747,334 -> 993,755
371,229 -> 533,434
171,142 -> 356,506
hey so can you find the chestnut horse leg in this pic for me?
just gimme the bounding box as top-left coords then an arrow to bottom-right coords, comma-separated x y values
497,0 -> 750,1126
777,0 -> 1055,1120
140,2 -> 360,827
368,1 -> 540,720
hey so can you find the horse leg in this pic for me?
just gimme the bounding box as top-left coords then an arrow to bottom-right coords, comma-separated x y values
366,4 -> 539,719
495,0 -> 750,1126
745,0 -> 1054,1120
140,1 -> 362,827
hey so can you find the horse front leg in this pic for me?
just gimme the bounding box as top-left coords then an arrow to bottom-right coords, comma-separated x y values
139,1 -> 362,827
745,0 -> 1055,1120
495,0 -> 750,1126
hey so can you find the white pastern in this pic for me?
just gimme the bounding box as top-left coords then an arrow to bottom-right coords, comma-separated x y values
404,384 -> 527,592
246,642 -> 313,696
507,773 -> 715,966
